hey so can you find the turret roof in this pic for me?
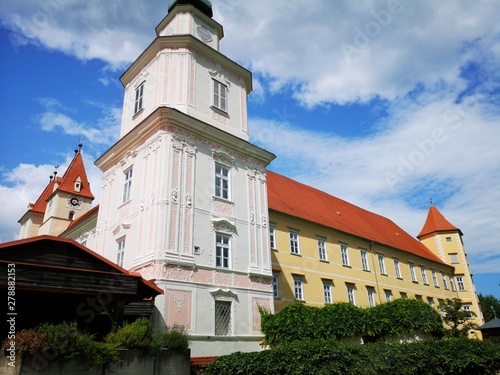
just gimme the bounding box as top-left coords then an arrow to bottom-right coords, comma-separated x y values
417,205 -> 461,238
57,151 -> 94,200
168,0 -> 213,18
267,171 -> 448,265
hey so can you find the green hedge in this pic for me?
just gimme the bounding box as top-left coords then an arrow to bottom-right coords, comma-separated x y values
261,299 -> 443,346
205,338 -> 500,375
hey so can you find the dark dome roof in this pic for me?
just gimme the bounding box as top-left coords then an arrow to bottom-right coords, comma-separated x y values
168,0 -> 213,18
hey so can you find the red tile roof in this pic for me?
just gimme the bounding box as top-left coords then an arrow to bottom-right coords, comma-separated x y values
266,171 -> 447,265
190,356 -> 217,367
417,205 -> 461,238
64,205 -> 100,230
58,151 -> 95,199
29,177 -> 61,213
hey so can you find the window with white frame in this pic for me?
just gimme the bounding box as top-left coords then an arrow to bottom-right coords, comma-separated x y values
293,278 -> 304,301
318,237 -> 327,261
340,244 -> 350,266
360,250 -> 370,271
212,79 -> 227,112
272,273 -> 280,298
432,270 -> 439,287
462,304 -> 473,319
446,236 -> 452,242
450,253 -> 459,264
456,276 -> 466,291
346,284 -> 356,305
116,237 -> 126,267
214,300 -> 232,335
289,231 -> 300,254
421,266 -> 429,285
134,82 -> 144,115
215,233 -> 230,268
323,281 -> 332,303
269,224 -> 276,249
367,287 -> 376,307
450,277 -> 456,291
409,263 -> 417,282
385,290 -> 392,303
122,168 -> 133,203
394,259 -> 402,279
378,254 -> 387,275
442,272 -> 449,289
215,163 -> 230,200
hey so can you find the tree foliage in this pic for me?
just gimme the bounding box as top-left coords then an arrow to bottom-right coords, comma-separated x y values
441,298 -> 477,338
478,293 -> 500,323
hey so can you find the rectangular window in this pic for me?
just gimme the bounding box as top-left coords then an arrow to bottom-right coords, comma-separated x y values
347,284 -> 356,305
272,273 -> 280,298
400,292 -> 408,299
394,259 -> 402,279
269,225 -> 276,249
427,297 -> 434,307
323,282 -> 332,303
432,270 -> 439,287
367,287 -> 376,307
214,301 -> 231,336
294,278 -> 304,301
215,233 -> 230,268
289,231 -> 300,254
134,82 -> 144,114
415,295 -> 423,301
446,236 -> 452,242
385,290 -> 392,303
122,168 -> 133,203
450,277 -> 456,291
462,304 -> 473,319
340,244 -> 350,266
442,272 -> 449,289
360,250 -> 370,271
450,253 -> 459,264
213,79 -> 227,112
116,237 -> 126,267
318,237 -> 327,261
410,263 -> 417,282
215,163 -> 230,199
421,267 -> 429,285
456,276 -> 466,291
378,254 -> 387,275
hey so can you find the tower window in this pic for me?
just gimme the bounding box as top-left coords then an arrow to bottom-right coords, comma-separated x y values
212,79 -> 227,112
122,168 -> 133,203
450,254 -> 459,264
446,236 -> 452,242
116,237 -> 126,268
134,82 -> 144,115
215,163 -> 230,200
68,211 -> 75,221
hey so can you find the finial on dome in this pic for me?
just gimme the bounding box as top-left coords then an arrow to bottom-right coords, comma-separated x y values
168,0 -> 213,18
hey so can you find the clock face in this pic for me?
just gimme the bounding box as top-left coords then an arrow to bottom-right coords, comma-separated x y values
68,196 -> 81,207
196,25 -> 212,43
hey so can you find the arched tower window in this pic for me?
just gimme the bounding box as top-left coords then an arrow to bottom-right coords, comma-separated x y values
68,211 -> 75,221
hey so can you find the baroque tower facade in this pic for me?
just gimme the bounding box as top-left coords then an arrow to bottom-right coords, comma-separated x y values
93,0 -> 275,356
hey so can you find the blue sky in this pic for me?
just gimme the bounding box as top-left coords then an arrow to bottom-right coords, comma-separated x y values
0,0 -> 499,298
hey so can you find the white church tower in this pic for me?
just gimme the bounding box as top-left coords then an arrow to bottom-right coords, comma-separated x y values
94,0 -> 275,356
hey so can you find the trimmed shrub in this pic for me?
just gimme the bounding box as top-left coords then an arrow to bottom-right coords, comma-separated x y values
205,338 -> 500,375
154,324 -> 190,351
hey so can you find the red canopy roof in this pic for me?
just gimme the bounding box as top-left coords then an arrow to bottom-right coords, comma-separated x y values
417,205 -> 461,238
267,171 -> 447,265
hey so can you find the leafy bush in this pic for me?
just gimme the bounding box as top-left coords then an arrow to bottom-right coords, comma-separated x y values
154,324 -> 190,351
261,299 -> 444,346
205,338 -> 500,375
36,322 -> 120,365
105,317 -> 153,350
1,328 -> 48,353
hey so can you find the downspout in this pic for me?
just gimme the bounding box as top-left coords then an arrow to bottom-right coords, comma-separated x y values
369,241 -> 382,304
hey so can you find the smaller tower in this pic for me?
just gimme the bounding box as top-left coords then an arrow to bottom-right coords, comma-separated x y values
418,205 -> 484,330
18,147 -> 94,238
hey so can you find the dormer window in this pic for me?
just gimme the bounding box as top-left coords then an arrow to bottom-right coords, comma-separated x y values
212,79 -> 227,112
74,176 -> 82,192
